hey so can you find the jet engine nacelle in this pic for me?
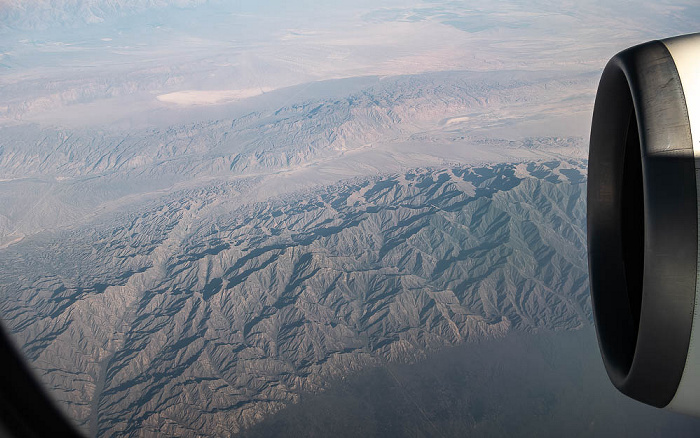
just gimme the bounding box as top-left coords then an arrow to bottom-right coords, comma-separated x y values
588,33 -> 700,416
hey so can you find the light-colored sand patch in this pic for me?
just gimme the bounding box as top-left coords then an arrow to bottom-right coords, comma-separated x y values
156,88 -> 274,106
0,233 -> 25,249
443,116 -> 471,126
281,29 -> 321,41
448,169 -> 476,196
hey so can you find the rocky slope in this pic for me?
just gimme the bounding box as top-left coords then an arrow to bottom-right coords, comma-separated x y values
0,70 -> 589,247
0,159 -> 588,436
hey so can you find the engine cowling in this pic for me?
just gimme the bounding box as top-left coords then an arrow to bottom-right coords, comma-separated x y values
588,33 -> 700,416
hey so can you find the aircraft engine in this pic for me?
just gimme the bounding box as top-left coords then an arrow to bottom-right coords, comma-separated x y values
588,33 -> 700,415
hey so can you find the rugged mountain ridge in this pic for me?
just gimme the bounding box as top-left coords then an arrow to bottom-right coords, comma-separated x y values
0,72 -> 587,179
0,159 -> 588,436
0,71 -> 589,248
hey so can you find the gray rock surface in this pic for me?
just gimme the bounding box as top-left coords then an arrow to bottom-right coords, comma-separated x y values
0,159 -> 588,436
